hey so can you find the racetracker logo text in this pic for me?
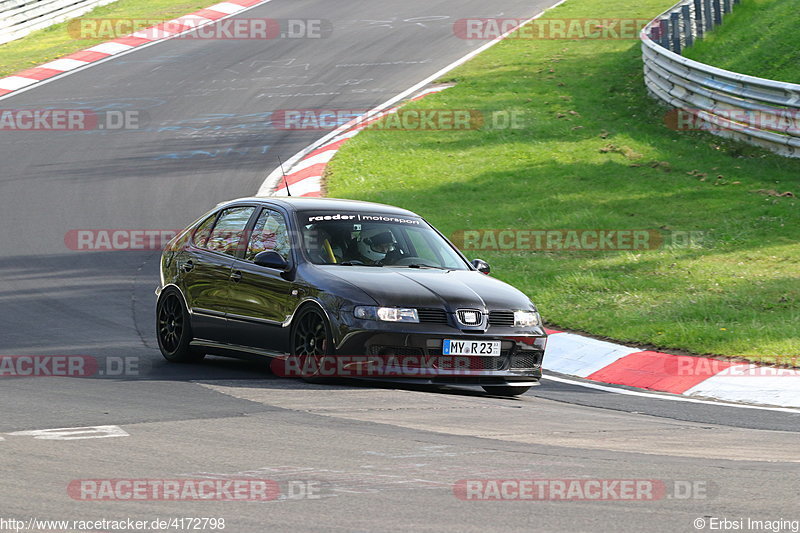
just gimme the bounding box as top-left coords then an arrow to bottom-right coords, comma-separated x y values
271,355 -> 516,378
450,229 -> 707,252
67,18 -> 331,40
0,110 -> 145,131
453,18 -> 651,40
662,356 -> 800,378
453,479 -> 712,501
270,109 -> 522,131
664,108 -> 800,135
0,356 -> 139,378
65,230 -> 179,251
68,479 -> 280,501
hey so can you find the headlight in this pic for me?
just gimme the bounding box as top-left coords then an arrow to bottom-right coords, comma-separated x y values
514,310 -> 541,327
354,306 -> 419,323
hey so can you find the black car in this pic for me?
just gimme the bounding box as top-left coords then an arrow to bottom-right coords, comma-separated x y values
156,197 -> 547,396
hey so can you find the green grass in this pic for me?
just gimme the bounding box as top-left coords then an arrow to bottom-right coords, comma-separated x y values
683,0 -> 800,84
0,0 -> 208,78
327,0 -> 800,361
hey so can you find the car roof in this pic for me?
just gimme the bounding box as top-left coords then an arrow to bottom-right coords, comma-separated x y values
216,196 -> 421,217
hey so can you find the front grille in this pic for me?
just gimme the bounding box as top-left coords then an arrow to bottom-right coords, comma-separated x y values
510,351 -> 542,369
478,357 -> 506,371
425,355 -> 508,371
488,310 -> 515,327
370,345 -> 425,357
417,308 -> 449,324
456,309 -> 483,327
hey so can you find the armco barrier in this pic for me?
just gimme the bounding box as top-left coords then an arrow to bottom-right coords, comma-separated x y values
0,0 -> 119,45
641,0 -> 800,157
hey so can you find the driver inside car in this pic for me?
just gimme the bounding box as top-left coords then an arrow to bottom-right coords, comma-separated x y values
352,226 -> 403,265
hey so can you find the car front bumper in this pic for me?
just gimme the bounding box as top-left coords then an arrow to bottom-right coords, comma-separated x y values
329,327 -> 546,383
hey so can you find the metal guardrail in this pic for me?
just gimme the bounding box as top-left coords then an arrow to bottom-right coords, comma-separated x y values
0,0 -> 119,45
641,0 -> 800,157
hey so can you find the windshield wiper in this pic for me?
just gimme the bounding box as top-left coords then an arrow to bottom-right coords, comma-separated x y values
338,261 -> 383,267
401,264 -> 446,270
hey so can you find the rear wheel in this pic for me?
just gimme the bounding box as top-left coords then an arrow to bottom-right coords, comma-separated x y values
156,289 -> 205,363
290,306 -> 334,381
482,385 -> 530,397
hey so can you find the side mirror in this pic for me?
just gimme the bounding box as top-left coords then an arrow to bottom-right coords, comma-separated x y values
254,251 -> 289,270
471,258 -> 491,275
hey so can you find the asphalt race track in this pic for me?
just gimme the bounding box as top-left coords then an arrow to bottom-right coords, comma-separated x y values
0,1 -> 798,531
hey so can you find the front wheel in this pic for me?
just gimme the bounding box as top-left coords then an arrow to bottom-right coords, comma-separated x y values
290,305 -> 334,381
482,385 -> 530,397
156,289 -> 205,363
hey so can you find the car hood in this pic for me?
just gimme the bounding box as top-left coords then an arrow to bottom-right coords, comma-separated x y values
317,266 -> 534,311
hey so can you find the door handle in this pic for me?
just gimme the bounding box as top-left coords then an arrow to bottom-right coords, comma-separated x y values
230,270 -> 242,282
181,260 -> 194,273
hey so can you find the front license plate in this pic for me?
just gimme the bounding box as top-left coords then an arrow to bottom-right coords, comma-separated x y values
442,339 -> 501,356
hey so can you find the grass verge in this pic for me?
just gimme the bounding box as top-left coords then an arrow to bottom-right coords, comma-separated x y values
0,0 -> 208,78
326,0 -> 800,361
683,0 -> 800,84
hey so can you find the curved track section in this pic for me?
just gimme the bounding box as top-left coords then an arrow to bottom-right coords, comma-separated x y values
1,0 -> 798,529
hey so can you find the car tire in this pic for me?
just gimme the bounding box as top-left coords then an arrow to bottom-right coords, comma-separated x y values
482,385 -> 530,397
290,305 -> 335,382
156,289 -> 205,363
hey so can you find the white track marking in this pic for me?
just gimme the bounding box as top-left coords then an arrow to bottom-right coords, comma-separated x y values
39,59 -> 90,71
6,425 -> 129,440
274,176 -> 322,197
85,42 -> 134,55
685,372 -> 800,408
173,15 -> 214,25
207,2 -> 243,14
544,332 -> 640,377
0,76 -> 39,91
542,374 -> 800,414
287,150 -> 337,173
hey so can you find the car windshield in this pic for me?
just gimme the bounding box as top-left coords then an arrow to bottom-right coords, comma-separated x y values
297,211 -> 469,270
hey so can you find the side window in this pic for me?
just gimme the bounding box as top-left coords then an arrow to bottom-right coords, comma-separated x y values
245,208 -> 290,261
206,206 -> 256,256
192,213 -> 217,248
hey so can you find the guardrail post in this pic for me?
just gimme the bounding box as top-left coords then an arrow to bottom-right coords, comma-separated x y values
649,19 -> 664,43
670,11 -> 682,54
712,0 -> 723,25
681,4 -> 693,48
659,17 -> 671,49
693,0 -> 704,38
703,0 -> 713,30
